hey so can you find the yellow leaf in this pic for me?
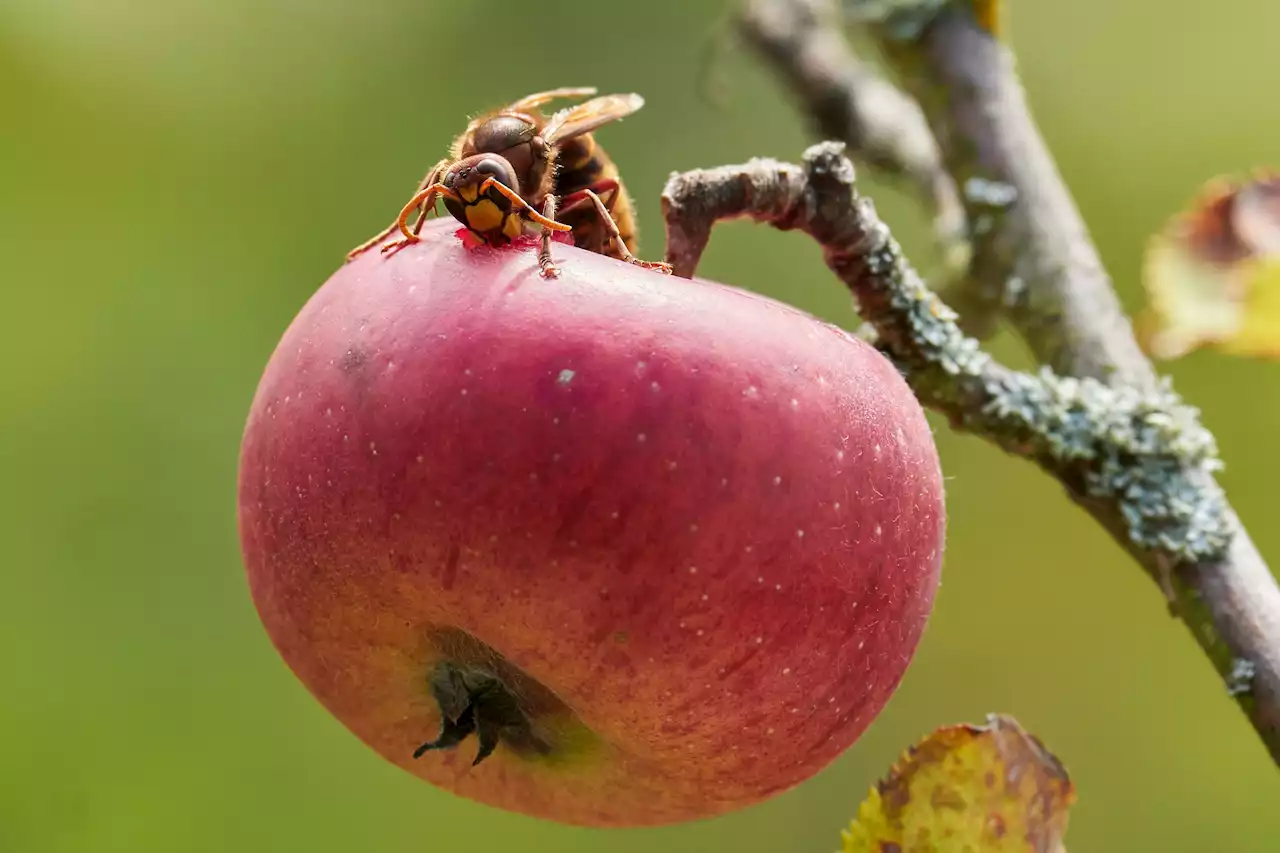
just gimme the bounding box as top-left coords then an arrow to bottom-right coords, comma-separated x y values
1220,258 -> 1280,358
971,0 -> 1002,36
839,714 -> 1074,853
1138,172 -> 1280,360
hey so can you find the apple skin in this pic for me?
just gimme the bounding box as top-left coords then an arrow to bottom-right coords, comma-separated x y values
237,219 -> 946,827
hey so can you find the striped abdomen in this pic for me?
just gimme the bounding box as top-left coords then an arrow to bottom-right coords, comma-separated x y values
552,134 -> 639,260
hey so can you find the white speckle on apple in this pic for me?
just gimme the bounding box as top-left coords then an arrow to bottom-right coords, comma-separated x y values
557,369 -> 576,385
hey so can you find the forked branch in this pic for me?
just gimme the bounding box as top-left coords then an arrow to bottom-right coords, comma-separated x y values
661,141 -> 1280,764
723,0 -> 1280,768
736,0 -> 966,254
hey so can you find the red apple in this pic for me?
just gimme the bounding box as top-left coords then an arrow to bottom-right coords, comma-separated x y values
237,219 -> 945,827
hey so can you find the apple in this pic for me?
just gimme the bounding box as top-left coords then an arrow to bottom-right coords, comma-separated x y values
237,219 -> 946,827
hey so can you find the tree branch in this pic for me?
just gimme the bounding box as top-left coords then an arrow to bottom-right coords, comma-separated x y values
661,140 -> 1280,764
727,0 -> 1280,768
859,2 -> 1149,380
735,0 -> 967,256
861,1 -> 1280,759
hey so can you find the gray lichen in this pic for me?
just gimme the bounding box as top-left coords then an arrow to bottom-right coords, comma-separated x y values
718,0 -> 1280,774
1228,658 -> 1258,698
663,140 -> 1233,568
964,176 -> 1019,209
808,141 -> 1231,564
982,370 -> 1230,561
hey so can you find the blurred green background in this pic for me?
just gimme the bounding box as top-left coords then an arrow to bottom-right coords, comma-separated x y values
3,1 -> 1279,850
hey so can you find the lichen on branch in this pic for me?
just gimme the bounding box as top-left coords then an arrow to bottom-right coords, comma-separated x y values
662,142 -> 1230,567
724,0 -> 1280,768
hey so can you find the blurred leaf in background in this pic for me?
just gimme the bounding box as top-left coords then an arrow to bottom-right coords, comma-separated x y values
2,1 -> 1280,852
1138,173 -> 1280,360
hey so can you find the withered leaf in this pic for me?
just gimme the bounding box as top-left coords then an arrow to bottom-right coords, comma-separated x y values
839,714 -> 1074,853
1137,171 -> 1280,360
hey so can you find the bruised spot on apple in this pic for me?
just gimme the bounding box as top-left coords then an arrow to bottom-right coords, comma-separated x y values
237,218 -> 946,827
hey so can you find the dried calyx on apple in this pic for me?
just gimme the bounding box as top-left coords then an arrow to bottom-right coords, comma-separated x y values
415,662 -> 543,767
237,222 -> 947,827
412,628 -> 594,767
